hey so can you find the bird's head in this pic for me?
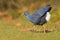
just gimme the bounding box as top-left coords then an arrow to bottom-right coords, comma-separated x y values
24,11 -> 29,16
24,11 -> 32,21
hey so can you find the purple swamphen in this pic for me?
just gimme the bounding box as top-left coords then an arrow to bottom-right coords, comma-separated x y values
21,5 -> 52,33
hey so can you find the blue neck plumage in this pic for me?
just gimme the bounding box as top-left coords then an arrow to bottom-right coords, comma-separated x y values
24,11 -> 32,21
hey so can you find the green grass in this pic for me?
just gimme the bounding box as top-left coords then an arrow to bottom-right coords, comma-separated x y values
0,9 -> 60,40
0,0 -> 60,40
0,15 -> 60,40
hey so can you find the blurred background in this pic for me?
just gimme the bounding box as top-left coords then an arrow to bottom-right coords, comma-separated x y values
0,0 -> 60,19
0,0 -> 60,40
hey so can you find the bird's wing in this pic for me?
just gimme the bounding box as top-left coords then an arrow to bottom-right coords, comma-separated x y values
31,5 -> 51,17
31,5 -> 51,24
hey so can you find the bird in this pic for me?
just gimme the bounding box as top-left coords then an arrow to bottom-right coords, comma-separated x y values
21,5 -> 52,33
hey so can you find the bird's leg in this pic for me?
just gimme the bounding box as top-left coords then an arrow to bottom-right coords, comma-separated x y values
31,25 -> 36,30
43,25 -> 46,34
20,25 -> 36,32
26,25 -> 36,31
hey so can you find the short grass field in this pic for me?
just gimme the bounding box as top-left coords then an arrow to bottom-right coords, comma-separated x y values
0,13 -> 60,40
0,0 -> 60,40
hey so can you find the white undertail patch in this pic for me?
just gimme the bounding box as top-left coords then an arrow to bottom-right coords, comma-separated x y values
45,12 -> 51,21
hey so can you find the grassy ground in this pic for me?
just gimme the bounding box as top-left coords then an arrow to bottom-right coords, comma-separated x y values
0,0 -> 60,40
0,15 -> 60,40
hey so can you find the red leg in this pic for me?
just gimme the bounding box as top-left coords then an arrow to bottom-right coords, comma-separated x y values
43,25 -> 46,34
20,25 -> 36,32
